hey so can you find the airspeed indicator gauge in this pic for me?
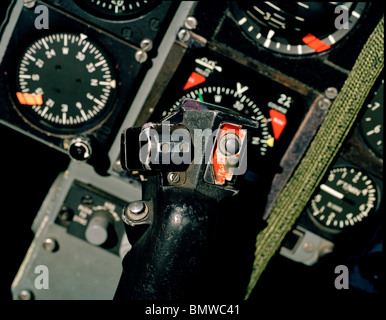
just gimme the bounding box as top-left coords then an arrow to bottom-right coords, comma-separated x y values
13,32 -> 117,136
308,167 -> 379,231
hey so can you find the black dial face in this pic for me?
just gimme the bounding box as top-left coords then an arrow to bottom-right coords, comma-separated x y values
231,2 -> 366,55
308,167 -> 378,231
360,78 -> 383,158
14,33 -> 117,136
76,0 -> 158,20
150,50 -> 305,160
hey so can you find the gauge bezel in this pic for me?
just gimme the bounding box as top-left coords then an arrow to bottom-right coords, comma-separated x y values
75,0 -> 161,21
358,77 -> 383,159
9,31 -> 119,138
230,2 -> 367,56
306,164 -> 381,234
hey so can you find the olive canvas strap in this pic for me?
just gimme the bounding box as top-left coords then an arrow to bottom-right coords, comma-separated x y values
245,16 -> 384,300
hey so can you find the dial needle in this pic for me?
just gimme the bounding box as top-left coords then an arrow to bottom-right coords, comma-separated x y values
320,184 -> 344,199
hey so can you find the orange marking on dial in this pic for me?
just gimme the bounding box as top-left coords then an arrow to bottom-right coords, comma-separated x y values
16,92 -> 43,106
302,33 -> 331,53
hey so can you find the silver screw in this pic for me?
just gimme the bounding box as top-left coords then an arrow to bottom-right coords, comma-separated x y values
149,18 -> 160,31
168,172 -> 180,183
140,38 -> 153,52
178,141 -> 190,153
42,238 -> 58,252
318,97 -> 331,110
302,241 -> 315,253
161,142 -> 171,153
24,0 -> 36,8
113,159 -> 124,173
135,50 -> 148,64
124,201 -> 148,222
325,87 -> 338,99
128,201 -> 146,215
177,29 -> 191,42
184,16 -> 198,30
18,290 -> 33,300
121,27 -> 132,40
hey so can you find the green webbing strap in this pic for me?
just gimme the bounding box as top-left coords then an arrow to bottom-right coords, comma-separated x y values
245,17 -> 384,300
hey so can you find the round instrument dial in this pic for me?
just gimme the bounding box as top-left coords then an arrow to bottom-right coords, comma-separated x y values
76,0 -> 158,20
165,86 -> 271,157
231,2 -> 366,55
14,32 -> 117,136
308,167 -> 378,231
360,78 -> 383,158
